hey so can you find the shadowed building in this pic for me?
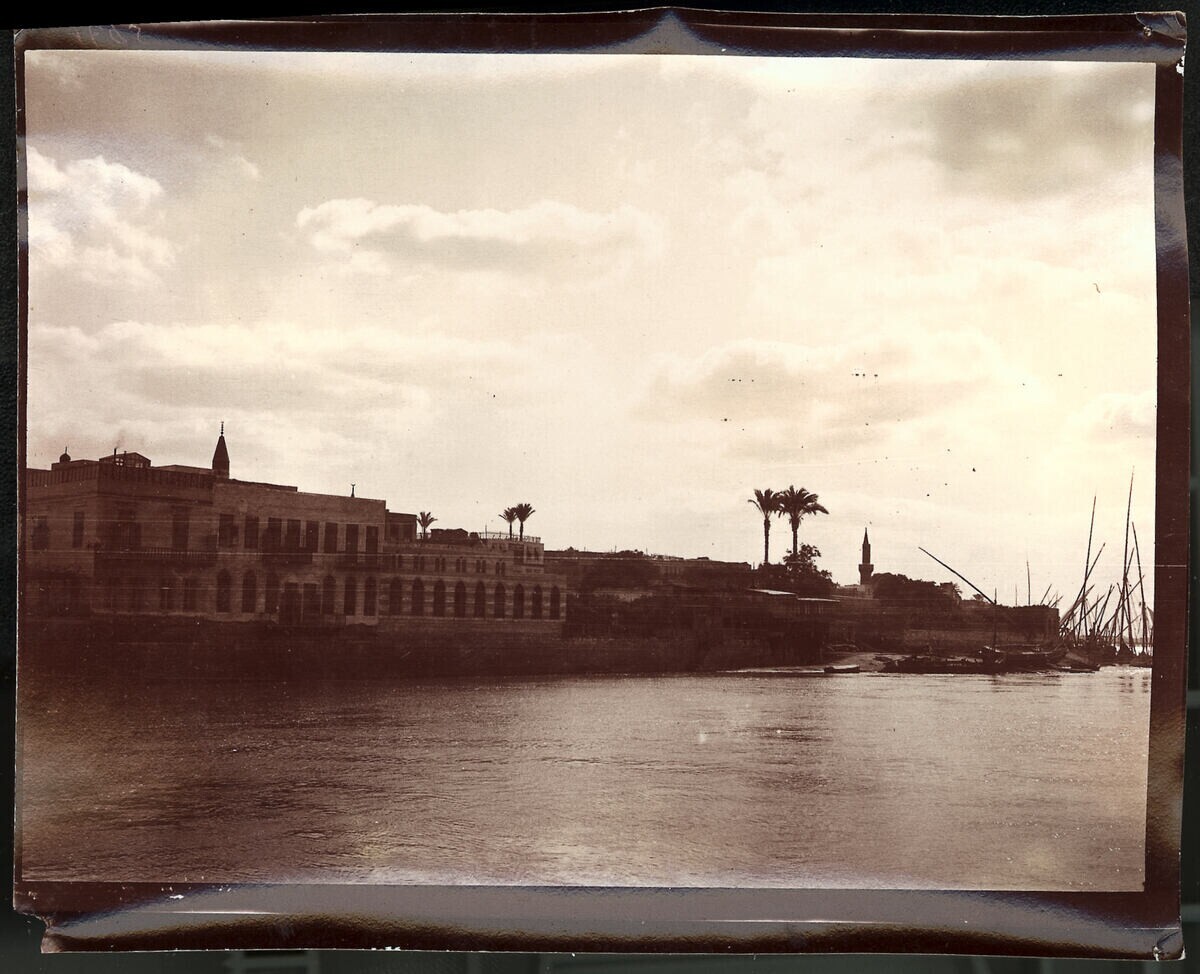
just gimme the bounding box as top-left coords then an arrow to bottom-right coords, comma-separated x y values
23,430 -> 565,632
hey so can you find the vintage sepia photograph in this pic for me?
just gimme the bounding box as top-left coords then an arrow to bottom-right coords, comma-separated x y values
12,12 -> 1188,954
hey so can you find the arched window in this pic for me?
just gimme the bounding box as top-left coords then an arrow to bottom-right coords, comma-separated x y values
411,578 -> 425,616
322,575 -> 336,615
532,585 -> 543,619
159,576 -> 176,611
454,581 -> 466,617
344,576 -> 357,616
550,586 -> 561,619
388,578 -> 403,615
493,582 -> 506,618
474,581 -> 486,617
183,576 -> 199,612
433,580 -> 446,617
104,576 -> 118,610
130,575 -> 145,611
241,571 -> 257,613
364,577 -> 377,617
513,584 -> 525,619
265,574 -> 280,614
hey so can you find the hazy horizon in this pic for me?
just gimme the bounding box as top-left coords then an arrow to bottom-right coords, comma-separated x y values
22,50 -> 1158,601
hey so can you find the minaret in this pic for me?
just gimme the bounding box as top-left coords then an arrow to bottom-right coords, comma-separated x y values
858,528 -> 874,585
211,422 -> 230,479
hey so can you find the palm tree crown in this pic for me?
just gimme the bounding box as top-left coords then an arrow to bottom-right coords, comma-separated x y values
512,502 -> 535,540
500,507 -> 518,538
777,485 -> 829,558
748,488 -> 783,565
417,511 -> 437,540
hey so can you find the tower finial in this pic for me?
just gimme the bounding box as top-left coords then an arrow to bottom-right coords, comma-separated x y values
351,483 -> 356,497
220,420 -> 224,436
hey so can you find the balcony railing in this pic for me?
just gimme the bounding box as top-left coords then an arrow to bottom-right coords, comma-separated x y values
336,553 -> 380,570
476,531 -> 541,544
261,550 -> 314,568
95,546 -> 218,568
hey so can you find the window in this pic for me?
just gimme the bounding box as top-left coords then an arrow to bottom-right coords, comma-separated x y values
159,576 -> 175,611
345,523 -> 359,554
433,580 -> 446,617
513,584 -> 525,619
265,518 -> 282,552
454,582 -> 466,618
171,507 -> 189,552
218,513 -> 237,548
183,577 -> 198,611
388,578 -> 403,615
241,572 -> 257,613
550,586 -> 561,620
285,519 -> 301,551
130,575 -> 145,612
416,555 -> 426,571
496,560 -> 506,576
343,576 -> 357,616
265,573 -> 280,613
305,520 -> 319,552
532,585 -> 543,619
474,582 -> 486,617
322,575 -> 336,615
216,571 -> 232,612
72,511 -> 84,549
411,578 -> 425,616
364,577 -> 377,617
323,522 -> 338,553
244,516 -> 260,549
493,583 -> 506,618
31,516 -> 49,550
365,525 -> 379,555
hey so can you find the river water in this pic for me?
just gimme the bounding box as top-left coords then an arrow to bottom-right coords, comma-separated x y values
18,667 -> 1151,890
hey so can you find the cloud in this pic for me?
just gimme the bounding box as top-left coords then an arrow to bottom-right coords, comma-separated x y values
1071,391 -> 1156,442
26,147 -> 175,288
295,198 -> 662,276
908,62 -> 1154,199
204,133 -> 260,180
646,330 -> 1029,431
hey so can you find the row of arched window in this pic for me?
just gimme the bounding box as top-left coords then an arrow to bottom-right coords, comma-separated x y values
101,572 -> 562,621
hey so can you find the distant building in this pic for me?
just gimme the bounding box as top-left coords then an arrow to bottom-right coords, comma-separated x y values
23,430 -> 565,630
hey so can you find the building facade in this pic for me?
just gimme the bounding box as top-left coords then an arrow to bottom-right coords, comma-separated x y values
23,432 -> 565,633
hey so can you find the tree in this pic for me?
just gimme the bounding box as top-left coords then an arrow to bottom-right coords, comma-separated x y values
417,511 -> 436,540
748,488 -> 782,566
500,507 -> 518,538
512,502 -> 535,540
777,485 -> 829,558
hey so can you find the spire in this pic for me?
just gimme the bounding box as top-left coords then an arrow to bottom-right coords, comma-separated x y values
858,527 -> 874,586
211,424 -> 230,479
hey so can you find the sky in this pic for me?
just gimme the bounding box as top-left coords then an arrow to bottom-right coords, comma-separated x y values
21,49 -> 1159,605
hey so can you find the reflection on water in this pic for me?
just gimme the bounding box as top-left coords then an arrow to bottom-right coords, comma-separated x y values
19,665 -> 1151,890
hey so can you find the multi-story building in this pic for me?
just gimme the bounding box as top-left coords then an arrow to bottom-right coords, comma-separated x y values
23,430 -> 565,632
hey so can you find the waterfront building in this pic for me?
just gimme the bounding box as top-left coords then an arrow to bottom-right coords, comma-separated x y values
23,430 -> 565,631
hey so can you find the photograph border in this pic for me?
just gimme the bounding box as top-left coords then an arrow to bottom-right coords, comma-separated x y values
11,9 -> 1190,958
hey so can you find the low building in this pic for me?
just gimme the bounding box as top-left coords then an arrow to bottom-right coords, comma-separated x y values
23,430 -> 565,632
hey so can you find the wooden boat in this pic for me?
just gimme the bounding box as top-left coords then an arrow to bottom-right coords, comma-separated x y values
823,663 -> 860,674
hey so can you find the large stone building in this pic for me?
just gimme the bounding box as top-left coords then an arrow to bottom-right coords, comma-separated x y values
23,430 -> 565,632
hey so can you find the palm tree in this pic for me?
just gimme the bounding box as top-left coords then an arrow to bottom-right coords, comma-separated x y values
500,507 -> 518,538
512,502 -> 535,540
777,485 -> 829,559
417,511 -> 436,540
748,488 -> 782,566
